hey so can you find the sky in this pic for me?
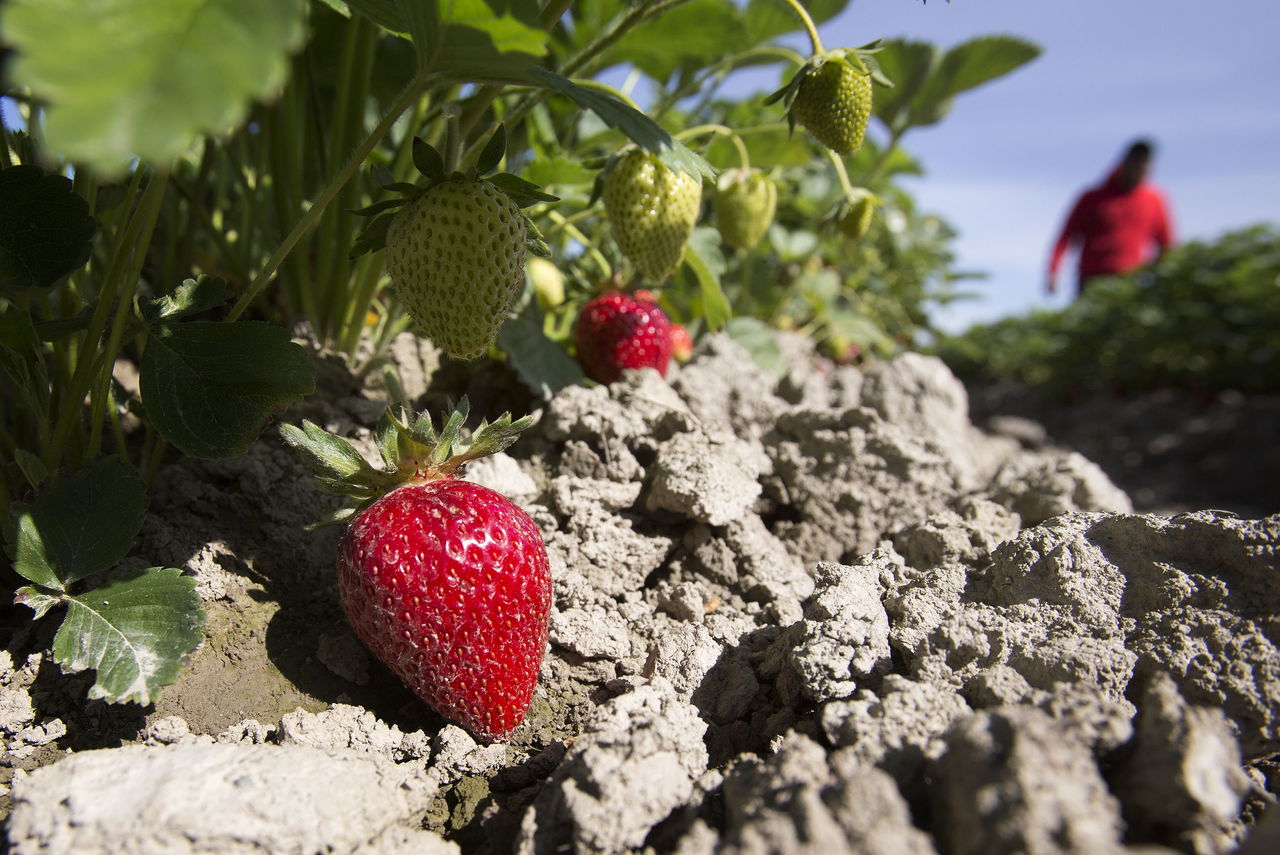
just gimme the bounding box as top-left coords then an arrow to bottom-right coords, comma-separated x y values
757,0 -> 1280,332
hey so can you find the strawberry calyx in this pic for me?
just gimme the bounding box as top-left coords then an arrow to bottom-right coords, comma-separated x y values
280,397 -> 534,528
348,124 -> 558,261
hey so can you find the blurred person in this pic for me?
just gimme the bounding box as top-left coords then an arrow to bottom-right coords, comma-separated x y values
1047,139 -> 1174,297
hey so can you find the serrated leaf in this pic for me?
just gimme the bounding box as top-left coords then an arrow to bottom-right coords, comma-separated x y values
14,587 -> 59,620
0,165 -> 96,293
140,276 -> 234,323
395,0 -> 438,66
51,567 -> 205,705
3,0 -> 308,174
869,40 -> 941,132
530,68 -> 715,179
909,35 -> 1041,127
496,303 -> 583,397
140,321 -> 315,459
4,456 -> 147,591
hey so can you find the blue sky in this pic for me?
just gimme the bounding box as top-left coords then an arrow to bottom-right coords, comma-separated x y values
778,0 -> 1280,332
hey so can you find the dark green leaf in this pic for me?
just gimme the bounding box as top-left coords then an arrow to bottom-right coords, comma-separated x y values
51,567 -> 205,705
350,212 -> 397,258
3,0 -> 308,174
12,449 -> 50,491
342,0 -> 404,31
612,0 -> 748,83
868,40 -> 939,131
4,456 -> 147,591
496,303 -> 584,397
413,137 -> 447,181
910,36 -> 1041,127
395,0 -> 439,66
530,68 -> 715,179
347,198 -> 410,217
141,276 -> 234,323
0,165 -> 96,293
488,173 -> 559,207
744,0 -> 850,45
476,124 -> 508,176
140,321 -> 315,459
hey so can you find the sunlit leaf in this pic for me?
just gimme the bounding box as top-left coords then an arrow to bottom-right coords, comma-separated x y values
4,0 -> 308,173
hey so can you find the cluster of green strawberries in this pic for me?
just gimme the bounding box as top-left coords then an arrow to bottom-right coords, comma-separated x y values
292,43 -> 888,744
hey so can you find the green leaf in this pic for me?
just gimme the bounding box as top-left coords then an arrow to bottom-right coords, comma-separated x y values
140,321 -> 315,459
725,316 -> 786,379
51,567 -> 205,705
3,456 -> 147,591
395,0 -> 438,66
488,173 -> 559,207
0,165 -> 96,293
12,449 -> 49,491
530,69 -> 714,179
612,0 -> 749,83
140,276 -> 234,323
496,303 -> 584,397
869,40 -> 940,132
683,228 -> 731,331
744,0 -> 850,45
350,212 -> 397,258
523,155 -> 596,188
412,137 -> 447,181
475,124 -> 508,177
910,36 -> 1041,127
3,0 -> 308,174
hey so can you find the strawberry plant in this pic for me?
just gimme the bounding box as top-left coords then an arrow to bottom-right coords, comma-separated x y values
0,0 -> 1038,713
935,226 -> 1280,396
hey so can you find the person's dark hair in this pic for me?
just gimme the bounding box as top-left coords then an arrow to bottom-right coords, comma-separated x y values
1124,139 -> 1155,162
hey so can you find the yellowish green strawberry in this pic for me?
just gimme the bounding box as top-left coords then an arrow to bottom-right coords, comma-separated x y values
836,190 -> 879,241
350,126 -> 556,360
714,168 -> 777,250
602,149 -> 702,283
385,180 -> 527,358
527,256 -> 565,311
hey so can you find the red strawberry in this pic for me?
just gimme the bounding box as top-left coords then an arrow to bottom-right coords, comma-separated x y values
282,402 -> 550,742
575,291 -> 672,385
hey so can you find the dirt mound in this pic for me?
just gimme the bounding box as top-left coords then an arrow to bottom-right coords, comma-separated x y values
4,333 -> 1277,854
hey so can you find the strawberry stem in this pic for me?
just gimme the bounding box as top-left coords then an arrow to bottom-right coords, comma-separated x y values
674,124 -> 751,170
779,0 -> 825,55
825,148 -> 857,200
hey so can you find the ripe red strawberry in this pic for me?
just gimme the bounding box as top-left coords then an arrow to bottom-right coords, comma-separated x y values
574,291 -> 672,385
282,402 -> 550,742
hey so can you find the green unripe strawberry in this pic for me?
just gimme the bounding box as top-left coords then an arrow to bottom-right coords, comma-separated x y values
792,57 -> 873,155
386,179 -> 526,360
714,168 -> 777,250
527,256 -> 565,311
837,193 -> 878,241
602,150 -> 702,283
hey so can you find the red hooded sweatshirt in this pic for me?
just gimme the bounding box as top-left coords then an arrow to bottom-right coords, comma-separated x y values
1049,168 -> 1173,281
